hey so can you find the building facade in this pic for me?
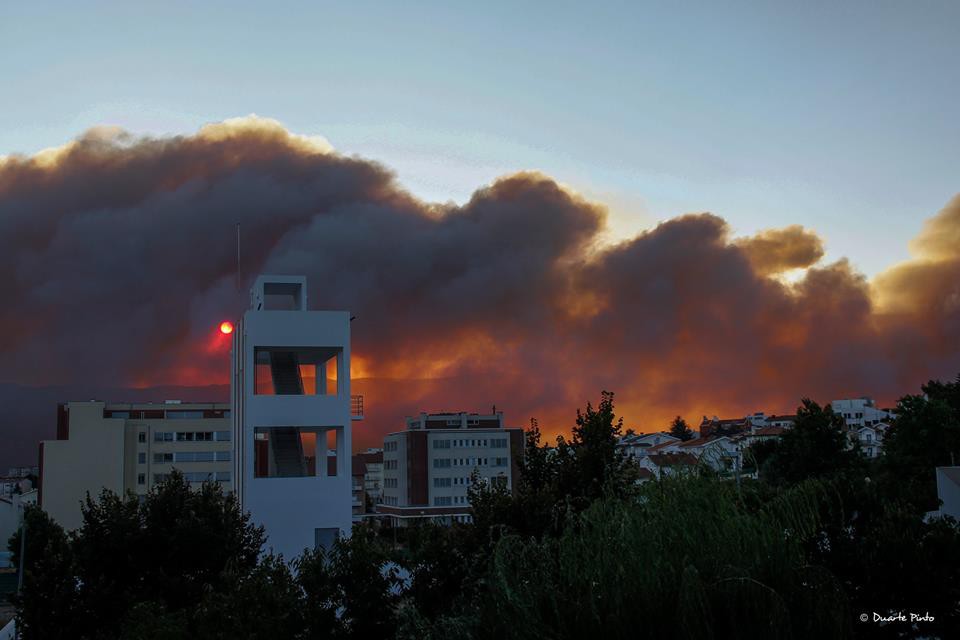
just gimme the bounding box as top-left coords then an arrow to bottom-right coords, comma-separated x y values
232,275 -> 361,559
39,400 -> 231,530
830,398 -> 892,427
378,412 -> 523,526
355,449 -> 384,506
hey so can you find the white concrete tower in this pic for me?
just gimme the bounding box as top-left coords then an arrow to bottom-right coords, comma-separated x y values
232,275 -> 360,559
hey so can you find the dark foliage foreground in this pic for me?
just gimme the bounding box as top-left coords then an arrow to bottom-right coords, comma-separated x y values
9,378 -> 960,639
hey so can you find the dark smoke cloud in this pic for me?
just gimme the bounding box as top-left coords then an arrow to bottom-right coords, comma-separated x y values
1,117 -> 958,452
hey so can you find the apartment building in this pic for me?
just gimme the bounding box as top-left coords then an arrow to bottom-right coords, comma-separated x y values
379,412 -> 523,526
831,398 -> 893,427
232,275 -> 362,559
39,400 -> 232,530
355,449 -> 384,506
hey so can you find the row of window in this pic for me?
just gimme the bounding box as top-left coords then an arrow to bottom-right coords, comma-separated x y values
384,441 -> 398,452
433,495 -> 471,506
433,457 -> 509,469
383,496 -> 398,506
108,409 -> 229,420
385,478 -> 398,488
151,471 -> 232,484
153,431 -> 232,443
151,451 -> 231,464
432,437 -> 508,449
384,460 -> 398,470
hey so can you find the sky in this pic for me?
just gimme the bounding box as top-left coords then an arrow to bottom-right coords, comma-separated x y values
1,2 -> 959,464
2,1 -> 959,277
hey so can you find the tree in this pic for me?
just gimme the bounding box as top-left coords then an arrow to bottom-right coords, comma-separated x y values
881,374 -> 960,512
11,471 -> 267,639
471,477 -> 850,640
8,506 -> 78,640
668,416 -> 694,441
555,391 -> 633,502
761,399 -> 863,485
327,523 -> 403,639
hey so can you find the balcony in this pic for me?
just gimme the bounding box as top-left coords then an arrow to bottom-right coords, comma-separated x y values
351,395 -> 364,421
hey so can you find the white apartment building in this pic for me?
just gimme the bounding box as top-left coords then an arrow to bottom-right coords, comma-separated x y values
831,398 -> 893,458
831,398 -> 892,427
39,400 -> 232,530
379,412 -> 523,526
232,275 -> 362,559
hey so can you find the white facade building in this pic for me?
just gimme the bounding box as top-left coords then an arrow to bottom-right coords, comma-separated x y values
831,398 -> 892,427
616,433 -> 680,459
232,275 -> 362,559
379,412 -> 523,526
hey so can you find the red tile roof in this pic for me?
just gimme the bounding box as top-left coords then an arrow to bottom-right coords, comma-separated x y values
356,451 -> 383,464
753,426 -> 785,436
648,452 -> 699,467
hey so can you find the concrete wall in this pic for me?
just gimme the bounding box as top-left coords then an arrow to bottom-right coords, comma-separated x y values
41,402 -> 124,531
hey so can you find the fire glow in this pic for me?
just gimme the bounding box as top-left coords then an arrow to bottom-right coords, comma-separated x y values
220,321 -> 234,335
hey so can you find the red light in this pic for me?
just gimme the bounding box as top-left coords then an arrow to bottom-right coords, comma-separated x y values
219,321 -> 234,335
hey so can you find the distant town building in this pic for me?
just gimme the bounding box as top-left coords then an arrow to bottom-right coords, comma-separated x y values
6,467 -> 39,479
355,448 -> 384,506
0,476 -> 32,499
698,416 -> 751,438
39,400 -> 232,530
379,412 -> 523,526
232,275 -> 362,558
830,398 -> 893,427
617,432 -> 680,459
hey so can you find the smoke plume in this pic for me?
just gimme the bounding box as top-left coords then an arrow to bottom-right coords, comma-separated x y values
1,117 -> 958,449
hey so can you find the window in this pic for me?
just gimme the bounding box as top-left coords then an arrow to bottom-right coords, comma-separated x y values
385,460 -> 398,471
137,473 -> 145,485
493,457 -> 508,467
138,432 -> 146,443
384,441 -> 398,452
434,477 -> 452,488
154,453 -> 174,464
434,496 -> 452,506
154,432 -> 174,443
138,452 -> 146,464
214,431 -> 232,442
433,459 -> 451,469
433,439 -> 451,449
491,438 -> 508,449
166,410 -> 203,420
384,478 -> 398,488
215,451 -> 232,462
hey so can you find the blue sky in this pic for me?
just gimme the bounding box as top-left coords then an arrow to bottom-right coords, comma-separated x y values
2,0 -> 958,276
